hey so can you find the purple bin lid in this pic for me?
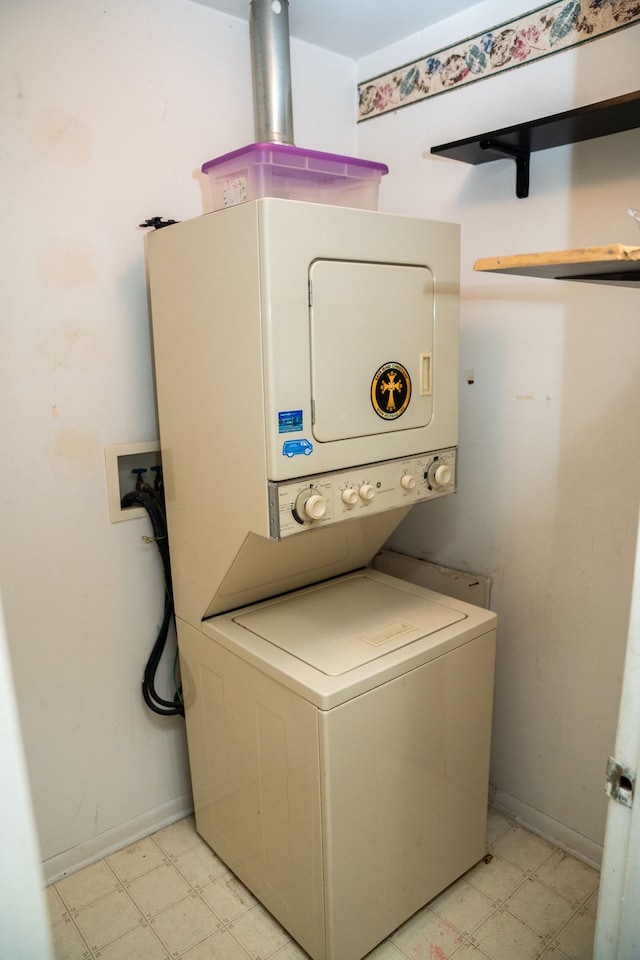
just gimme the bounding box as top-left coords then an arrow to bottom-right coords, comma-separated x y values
202,142 -> 388,175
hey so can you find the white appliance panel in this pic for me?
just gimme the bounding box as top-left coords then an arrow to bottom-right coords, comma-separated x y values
309,260 -> 433,442
255,200 -> 459,481
268,448 -> 456,539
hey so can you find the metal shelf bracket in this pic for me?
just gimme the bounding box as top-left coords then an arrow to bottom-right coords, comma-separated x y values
480,139 -> 530,198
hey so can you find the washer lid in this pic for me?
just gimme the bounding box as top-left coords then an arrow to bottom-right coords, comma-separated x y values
232,573 -> 466,676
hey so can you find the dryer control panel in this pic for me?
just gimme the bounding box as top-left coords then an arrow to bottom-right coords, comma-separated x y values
268,448 -> 456,540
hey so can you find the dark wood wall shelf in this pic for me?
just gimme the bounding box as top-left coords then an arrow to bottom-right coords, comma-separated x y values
431,91 -> 640,198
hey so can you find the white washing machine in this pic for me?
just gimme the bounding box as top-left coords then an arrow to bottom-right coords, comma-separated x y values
178,568 -> 496,960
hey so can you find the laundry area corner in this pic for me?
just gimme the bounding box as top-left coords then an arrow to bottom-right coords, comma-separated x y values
2,0 -> 639,958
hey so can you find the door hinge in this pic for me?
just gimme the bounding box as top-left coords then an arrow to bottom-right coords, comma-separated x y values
606,756 -> 635,808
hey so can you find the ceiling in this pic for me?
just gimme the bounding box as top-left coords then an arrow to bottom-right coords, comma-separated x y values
191,0 -> 487,60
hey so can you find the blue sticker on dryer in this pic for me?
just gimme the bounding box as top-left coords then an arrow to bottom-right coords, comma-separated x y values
282,439 -> 313,458
278,409 -> 303,433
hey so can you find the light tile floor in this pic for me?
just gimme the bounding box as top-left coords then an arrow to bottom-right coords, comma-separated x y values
47,808 -> 599,960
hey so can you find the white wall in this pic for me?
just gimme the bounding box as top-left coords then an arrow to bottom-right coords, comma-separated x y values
0,596 -> 53,959
0,0 -> 356,881
357,1 -> 640,862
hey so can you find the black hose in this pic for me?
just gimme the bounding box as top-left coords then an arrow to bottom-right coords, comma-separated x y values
122,482 -> 184,718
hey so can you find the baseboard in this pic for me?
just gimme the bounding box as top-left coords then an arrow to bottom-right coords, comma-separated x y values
42,793 -> 194,885
490,786 -> 603,870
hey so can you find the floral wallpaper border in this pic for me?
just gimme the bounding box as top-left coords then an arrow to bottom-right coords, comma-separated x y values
358,0 -> 640,122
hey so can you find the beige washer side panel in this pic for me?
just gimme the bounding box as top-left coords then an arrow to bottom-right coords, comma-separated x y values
319,629 -> 496,960
177,618 -> 326,960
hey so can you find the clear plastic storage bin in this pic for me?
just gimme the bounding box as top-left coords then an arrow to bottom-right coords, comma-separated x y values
202,142 -> 388,211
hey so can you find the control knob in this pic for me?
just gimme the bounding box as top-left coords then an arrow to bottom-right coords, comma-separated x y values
426,461 -> 453,490
294,488 -> 328,521
341,487 -> 359,506
400,473 -> 416,491
359,484 -> 375,502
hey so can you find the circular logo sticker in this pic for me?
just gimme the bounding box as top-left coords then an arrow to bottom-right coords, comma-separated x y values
371,362 -> 411,420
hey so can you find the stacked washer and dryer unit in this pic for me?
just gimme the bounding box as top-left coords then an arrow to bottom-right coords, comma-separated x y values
147,196 -> 496,960
146,7 -> 495,959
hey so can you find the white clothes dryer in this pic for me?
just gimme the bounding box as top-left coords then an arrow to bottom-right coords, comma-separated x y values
146,200 -> 460,622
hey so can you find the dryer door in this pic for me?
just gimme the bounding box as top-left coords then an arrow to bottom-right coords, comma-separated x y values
309,259 -> 434,443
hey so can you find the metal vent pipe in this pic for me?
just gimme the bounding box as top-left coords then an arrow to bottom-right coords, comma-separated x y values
249,0 -> 294,144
